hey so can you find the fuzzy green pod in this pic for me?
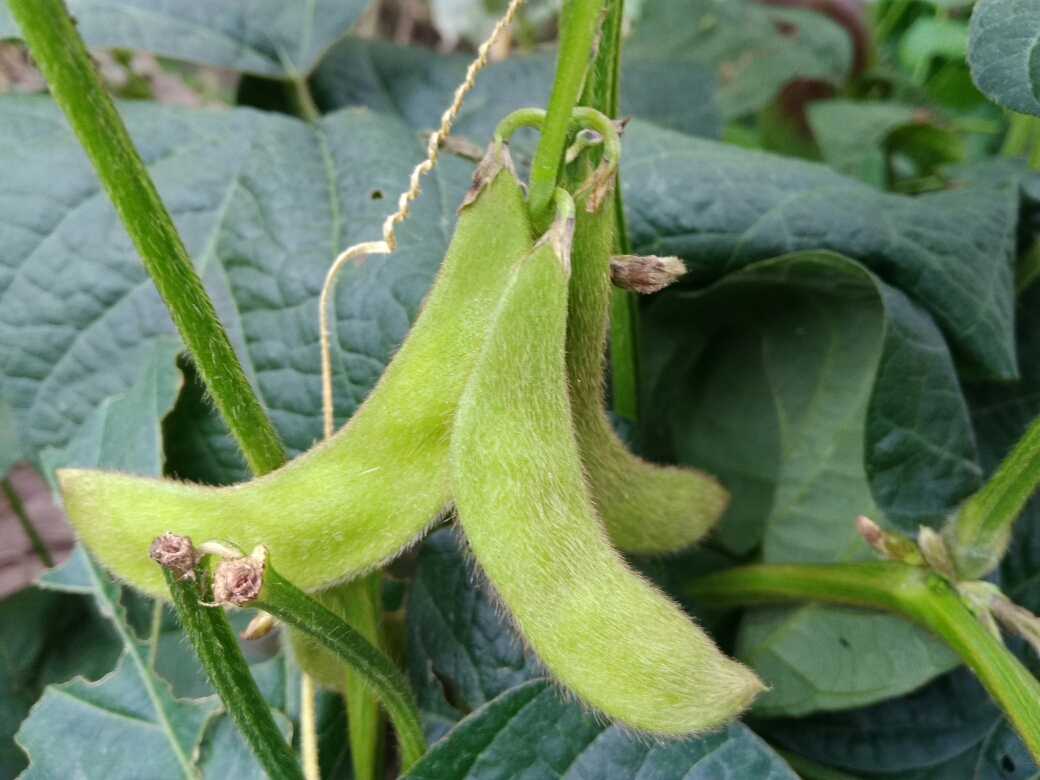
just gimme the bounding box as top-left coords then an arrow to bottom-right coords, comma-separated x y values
58,144 -> 534,597
450,198 -> 763,735
567,171 -> 729,552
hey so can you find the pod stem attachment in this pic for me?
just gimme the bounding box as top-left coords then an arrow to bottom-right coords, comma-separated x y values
150,535 -> 304,780
686,561 -> 1040,764
211,547 -> 427,771
945,411 -> 1040,579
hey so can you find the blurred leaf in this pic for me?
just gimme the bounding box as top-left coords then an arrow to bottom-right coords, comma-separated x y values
899,17 -> 969,83
0,0 -> 368,78
406,529 -> 540,743
621,119 -> 1019,378
644,250 -> 974,713
403,680 -> 798,780
309,38 -> 722,144
624,0 -> 853,118
968,0 -> 1040,118
0,97 -> 472,474
0,398 -> 20,479
808,100 -> 919,186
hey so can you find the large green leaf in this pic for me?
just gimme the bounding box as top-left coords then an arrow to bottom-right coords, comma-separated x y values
0,97 -> 471,467
0,0 -> 367,78
406,529 -> 540,742
16,549 -> 220,779
968,0 -> 1040,118
645,251 -> 973,714
622,119 -> 1020,379
404,680 -> 797,780
623,0 -> 853,119
309,38 -> 722,143
0,586 -> 119,780
757,666 -> 1000,774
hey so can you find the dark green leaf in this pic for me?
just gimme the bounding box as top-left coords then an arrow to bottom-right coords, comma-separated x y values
0,0 -> 367,78
623,0 -> 853,119
0,97 -> 471,469
757,666 -> 999,774
622,119 -> 1019,378
406,529 -> 540,742
968,0 -> 1040,118
404,680 -> 798,780
644,250 -> 974,713
308,38 -> 722,144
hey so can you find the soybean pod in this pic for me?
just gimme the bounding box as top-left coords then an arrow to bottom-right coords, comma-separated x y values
450,190 -> 763,735
59,143 -> 534,596
565,110 -> 728,552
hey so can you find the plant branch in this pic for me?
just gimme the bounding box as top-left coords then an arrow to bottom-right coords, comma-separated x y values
8,0 -> 286,477
214,550 -> 426,771
687,562 -> 1040,763
947,412 -> 1040,579
526,0 -> 605,227
158,560 -> 304,779
2,476 -> 53,567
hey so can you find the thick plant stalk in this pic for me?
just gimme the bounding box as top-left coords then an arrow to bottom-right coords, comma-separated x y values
6,0 -> 286,476
947,413 -> 1040,579
213,550 -> 427,771
687,562 -> 1040,763
152,539 -> 303,780
526,0 -> 606,226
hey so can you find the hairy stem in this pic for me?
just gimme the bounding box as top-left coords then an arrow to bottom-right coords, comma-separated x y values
8,0 -> 285,476
947,412 -> 1040,579
526,0 -> 605,227
2,477 -> 53,567
163,567 -> 304,780
687,563 -> 1040,763
254,564 -> 426,770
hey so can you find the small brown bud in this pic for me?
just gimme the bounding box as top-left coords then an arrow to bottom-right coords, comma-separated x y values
149,533 -> 197,581
241,611 -> 277,640
610,255 -> 686,294
212,547 -> 267,606
918,526 -> 956,578
855,516 -> 923,566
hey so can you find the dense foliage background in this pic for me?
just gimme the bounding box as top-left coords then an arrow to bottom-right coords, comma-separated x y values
3,0 -> 1040,777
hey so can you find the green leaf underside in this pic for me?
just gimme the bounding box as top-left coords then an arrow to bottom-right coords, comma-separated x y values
624,0 -> 853,119
643,251 -> 974,714
0,97 -> 471,469
308,38 -> 722,146
407,529 -> 541,742
404,680 -> 798,780
968,0 -> 1040,118
0,0 -> 368,78
622,119 -> 1019,380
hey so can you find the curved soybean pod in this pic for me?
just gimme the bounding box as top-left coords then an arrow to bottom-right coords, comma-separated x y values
451,191 -> 763,735
566,157 -> 729,552
58,143 -> 534,596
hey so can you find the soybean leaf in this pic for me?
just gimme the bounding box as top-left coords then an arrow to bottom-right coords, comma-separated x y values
968,0 -> 1040,118
900,17 -> 969,82
0,0 -> 368,78
17,550 -> 220,780
622,119 -> 1020,378
623,0 -> 853,119
757,666 -> 1000,774
404,680 -> 798,780
407,529 -> 540,742
309,38 -> 722,143
644,251 -> 974,714
0,97 -> 471,471
0,586 -> 119,779
806,101 -> 919,186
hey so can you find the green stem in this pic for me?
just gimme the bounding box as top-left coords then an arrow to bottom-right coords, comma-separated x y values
8,0 -> 286,477
947,412 -> 1040,579
255,564 -> 426,771
1002,113 -> 1037,157
340,574 -> 385,780
2,476 -> 53,567
687,563 -> 1040,763
526,0 -> 605,228
163,568 -> 304,780
609,290 -> 640,420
